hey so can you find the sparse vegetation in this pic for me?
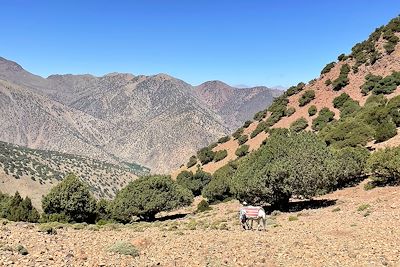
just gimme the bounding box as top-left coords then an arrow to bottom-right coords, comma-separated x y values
196,200 -> 212,213
186,156 -> 197,168
286,82 -> 305,96
197,147 -> 216,165
218,136 -> 231,144
108,241 -> 139,257
237,135 -> 249,145
286,107 -> 296,117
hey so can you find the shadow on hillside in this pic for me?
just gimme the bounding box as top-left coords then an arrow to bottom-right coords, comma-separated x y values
155,213 -> 188,222
265,199 -> 337,214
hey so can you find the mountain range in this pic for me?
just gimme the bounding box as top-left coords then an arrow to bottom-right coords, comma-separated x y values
0,57 -> 281,173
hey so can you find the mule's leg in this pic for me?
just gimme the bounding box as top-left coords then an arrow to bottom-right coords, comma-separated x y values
250,219 -> 253,230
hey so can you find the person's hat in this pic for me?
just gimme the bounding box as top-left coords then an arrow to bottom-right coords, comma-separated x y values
242,201 -> 247,205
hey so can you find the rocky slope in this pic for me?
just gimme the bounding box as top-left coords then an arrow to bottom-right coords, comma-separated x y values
1,181 -> 399,266
0,57 -> 278,173
194,80 -> 282,129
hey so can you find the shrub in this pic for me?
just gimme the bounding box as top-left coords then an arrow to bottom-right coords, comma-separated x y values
230,132 -> 336,209
108,241 -> 139,257
197,147 -> 215,165
218,136 -> 231,144
266,96 -> 289,125
186,156 -> 197,168
253,110 -> 267,121
286,82 -> 305,96
0,192 -> 40,223
298,90 -> 315,107
243,120 -> 252,128
96,199 -> 112,222
237,135 -> 249,145
338,53 -> 347,61
112,175 -> 193,222
176,170 -> 212,196
321,62 -> 336,75
214,150 -> 228,162
16,245 -> 28,255
329,147 -> 370,187
42,174 -> 97,223
290,118 -> 308,132
361,72 -> 400,95
340,100 -> 361,118
325,79 -> 332,86
308,105 -> 317,116
250,122 -> 268,138
202,163 -> 236,203
333,93 -> 350,109
332,64 -> 350,91
286,107 -> 296,117
312,108 -> 335,131
375,120 -> 397,142
319,118 -> 374,148
235,145 -> 249,158
367,147 -> 400,186
196,200 -> 212,213
232,128 -> 244,139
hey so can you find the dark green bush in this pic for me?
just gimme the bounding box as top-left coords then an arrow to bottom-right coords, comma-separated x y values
112,175 -> 193,222
338,53 -> 347,61
339,100 -> 361,118
214,150 -> 228,162
96,199 -> 112,222
333,93 -> 350,109
243,120 -> 252,128
312,108 -> 335,131
319,118 -> 374,148
253,110 -> 267,121
332,64 -> 350,91
235,145 -> 249,158
0,191 -> 39,223
286,82 -> 305,96
231,132 -> 336,209
361,72 -> 400,95
176,170 -> 212,196
308,105 -> 317,116
218,136 -> 231,144
375,120 -> 397,142
196,199 -> 212,213
367,147 -> 400,185
298,90 -> 315,107
202,162 -> 237,203
232,128 -> 244,139
286,107 -> 296,117
186,156 -> 197,168
250,121 -> 268,138
329,147 -> 370,187
321,62 -> 336,75
290,118 -> 308,132
325,79 -> 332,86
237,135 -> 249,145
42,174 -> 97,223
197,147 -> 215,165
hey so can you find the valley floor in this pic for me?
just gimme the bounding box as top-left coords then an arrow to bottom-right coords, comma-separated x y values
1,181 -> 400,267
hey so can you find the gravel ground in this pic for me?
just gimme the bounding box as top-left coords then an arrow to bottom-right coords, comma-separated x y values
1,182 -> 400,267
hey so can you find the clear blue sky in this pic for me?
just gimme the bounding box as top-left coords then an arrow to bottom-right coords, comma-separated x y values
1,1 -> 399,87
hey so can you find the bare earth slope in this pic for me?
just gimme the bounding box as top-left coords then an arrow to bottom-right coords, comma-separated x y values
1,181 -> 399,266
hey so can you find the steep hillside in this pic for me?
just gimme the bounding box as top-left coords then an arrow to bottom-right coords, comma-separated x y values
0,57 -> 278,173
0,141 -> 148,208
194,81 -> 282,129
175,16 -> 400,176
